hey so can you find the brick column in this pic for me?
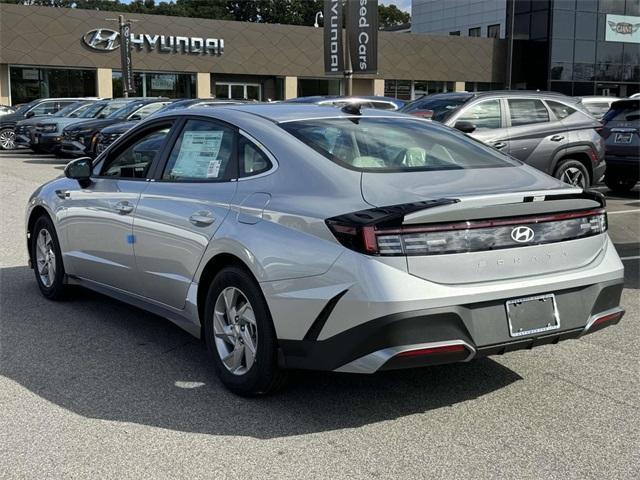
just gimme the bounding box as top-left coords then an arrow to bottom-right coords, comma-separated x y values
196,72 -> 211,98
96,68 -> 113,99
0,64 -> 10,105
284,76 -> 298,99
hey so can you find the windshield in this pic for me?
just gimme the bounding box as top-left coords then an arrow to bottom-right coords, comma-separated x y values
281,117 -> 517,172
15,102 -> 35,115
79,102 -> 108,118
101,101 -> 136,119
400,97 -> 469,122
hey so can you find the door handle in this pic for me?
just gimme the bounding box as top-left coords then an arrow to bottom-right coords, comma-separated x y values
550,135 -> 565,142
189,211 -> 215,226
493,141 -> 507,149
114,201 -> 134,215
55,190 -> 70,199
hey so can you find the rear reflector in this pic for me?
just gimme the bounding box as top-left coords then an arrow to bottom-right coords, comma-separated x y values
590,310 -> 624,329
396,344 -> 467,358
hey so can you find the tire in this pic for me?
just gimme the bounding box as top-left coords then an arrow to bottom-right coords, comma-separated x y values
605,174 -> 637,193
555,159 -> 590,189
31,215 -> 68,300
0,128 -> 15,150
204,266 -> 286,396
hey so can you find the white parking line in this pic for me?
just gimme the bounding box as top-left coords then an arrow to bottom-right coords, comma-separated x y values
608,209 -> 640,215
621,256 -> 640,261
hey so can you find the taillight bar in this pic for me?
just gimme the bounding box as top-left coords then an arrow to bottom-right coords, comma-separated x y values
380,208 -> 606,235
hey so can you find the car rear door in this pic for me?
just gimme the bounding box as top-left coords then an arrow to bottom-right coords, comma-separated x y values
59,120 -> 176,295
505,98 -> 568,173
132,117 -> 238,309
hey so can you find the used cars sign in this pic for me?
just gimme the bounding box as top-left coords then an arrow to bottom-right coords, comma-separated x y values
83,28 -> 224,55
348,0 -> 378,74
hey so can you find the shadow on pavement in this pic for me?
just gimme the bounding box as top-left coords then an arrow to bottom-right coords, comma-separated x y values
0,265 -> 521,439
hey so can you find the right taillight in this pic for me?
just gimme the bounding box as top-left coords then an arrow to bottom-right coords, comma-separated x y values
327,208 -> 607,256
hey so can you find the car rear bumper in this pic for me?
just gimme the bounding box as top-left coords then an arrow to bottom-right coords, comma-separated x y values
278,280 -> 624,373
605,155 -> 639,175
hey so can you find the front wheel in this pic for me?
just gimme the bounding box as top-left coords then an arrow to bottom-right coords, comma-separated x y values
605,173 -> 638,193
555,159 -> 590,189
31,215 -> 68,300
0,128 -> 15,150
204,266 -> 286,395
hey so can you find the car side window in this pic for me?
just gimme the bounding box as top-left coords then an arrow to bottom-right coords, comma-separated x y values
457,100 -> 502,130
508,99 -> 550,127
29,101 -> 57,116
100,125 -> 172,179
546,100 -> 577,120
162,119 -> 235,181
129,102 -> 171,120
239,136 -> 272,178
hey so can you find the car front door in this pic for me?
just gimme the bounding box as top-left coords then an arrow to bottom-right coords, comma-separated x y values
59,121 -> 175,294
132,117 -> 238,309
505,98 -> 567,173
449,98 -> 509,151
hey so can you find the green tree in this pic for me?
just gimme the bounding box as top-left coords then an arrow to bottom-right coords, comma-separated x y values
378,3 -> 410,28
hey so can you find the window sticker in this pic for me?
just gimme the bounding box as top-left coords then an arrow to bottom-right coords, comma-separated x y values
171,131 -> 224,178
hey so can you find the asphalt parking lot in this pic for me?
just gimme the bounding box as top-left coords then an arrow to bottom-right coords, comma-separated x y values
1,149 -> 638,480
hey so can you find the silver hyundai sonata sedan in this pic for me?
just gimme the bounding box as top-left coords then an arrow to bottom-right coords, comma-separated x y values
26,104 -> 625,394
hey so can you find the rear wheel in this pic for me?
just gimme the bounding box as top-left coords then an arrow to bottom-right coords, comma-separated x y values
0,128 -> 15,150
605,173 -> 637,193
31,215 -> 68,300
204,266 -> 286,395
555,159 -> 590,189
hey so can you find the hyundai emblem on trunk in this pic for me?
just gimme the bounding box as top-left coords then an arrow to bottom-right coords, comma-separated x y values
511,226 -> 535,243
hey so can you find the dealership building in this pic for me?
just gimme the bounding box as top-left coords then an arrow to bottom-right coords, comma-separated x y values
0,3 -> 505,106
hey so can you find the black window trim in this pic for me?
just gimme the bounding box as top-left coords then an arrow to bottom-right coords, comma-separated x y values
92,117 -> 179,182
154,115 -> 239,184
237,129 -> 279,181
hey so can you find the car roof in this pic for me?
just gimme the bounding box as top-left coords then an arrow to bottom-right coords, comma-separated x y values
166,103 -> 409,123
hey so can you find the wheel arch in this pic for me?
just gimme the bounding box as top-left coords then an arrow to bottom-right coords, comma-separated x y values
196,252 -> 257,328
26,205 -> 53,266
552,148 -> 594,183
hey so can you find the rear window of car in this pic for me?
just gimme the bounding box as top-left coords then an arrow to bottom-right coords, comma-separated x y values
280,117 -> 517,172
400,97 -> 469,122
603,105 -> 640,122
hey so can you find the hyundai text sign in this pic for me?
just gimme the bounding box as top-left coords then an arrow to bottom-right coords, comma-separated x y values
348,0 -> 378,74
83,29 -> 224,55
605,14 -> 640,44
323,0 -> 344,75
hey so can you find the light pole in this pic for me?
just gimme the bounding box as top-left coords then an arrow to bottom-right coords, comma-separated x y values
314,11 -> 323,28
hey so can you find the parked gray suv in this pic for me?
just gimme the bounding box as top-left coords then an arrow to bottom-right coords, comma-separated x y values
401,91 -> 605,188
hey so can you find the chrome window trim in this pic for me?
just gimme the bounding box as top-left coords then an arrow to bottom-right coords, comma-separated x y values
237,129 -> 279,181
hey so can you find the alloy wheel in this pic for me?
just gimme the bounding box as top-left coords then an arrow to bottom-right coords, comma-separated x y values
0,129 -> 15,150
560,167 -> 587,188
35,228 -> 56,288
213,286 -> 258,376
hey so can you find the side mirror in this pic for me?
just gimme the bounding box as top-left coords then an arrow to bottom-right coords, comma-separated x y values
64,157 -> 92,187
25,111 -> 35,118
454,120 -> 476,133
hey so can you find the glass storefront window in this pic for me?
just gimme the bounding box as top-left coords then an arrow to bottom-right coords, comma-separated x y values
551,62 -> 573,80
598,41 -> 624,63
112,71 -> 195,98
574,40 -> 596,63
9,66 -> 96,105
551,39 -> 574,62
214,82 -> 262,100
598,0 -> 625,14
297,78 -> 342,97
384,80 -> 411,100
573,63 -> 595,81
551,10 -> 574,38
596,64 -> 623,81
575,12 -> 597,39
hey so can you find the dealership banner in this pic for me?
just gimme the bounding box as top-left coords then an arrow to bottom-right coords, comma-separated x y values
348,0 -> 378,74
323,0 -> 344,75
605,14 -> 640,44
120,21 -> 135,93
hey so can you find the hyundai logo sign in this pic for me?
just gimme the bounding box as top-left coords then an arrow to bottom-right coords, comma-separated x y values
82,28 -> 224,56
83,29 -> 120,51
511,226 -> 535,243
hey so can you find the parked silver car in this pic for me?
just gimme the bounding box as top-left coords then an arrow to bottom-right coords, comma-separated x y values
401,91 -> 605,189
26,104 -> 625,394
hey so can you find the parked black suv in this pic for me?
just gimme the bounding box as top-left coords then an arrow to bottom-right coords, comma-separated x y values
602,99 -> 639,193
0,98 -> 94,150
400,91 -> 604,188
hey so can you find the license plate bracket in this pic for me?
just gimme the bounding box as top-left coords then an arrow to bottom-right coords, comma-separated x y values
506,294 -> 560,337
614,132 -> 633,144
